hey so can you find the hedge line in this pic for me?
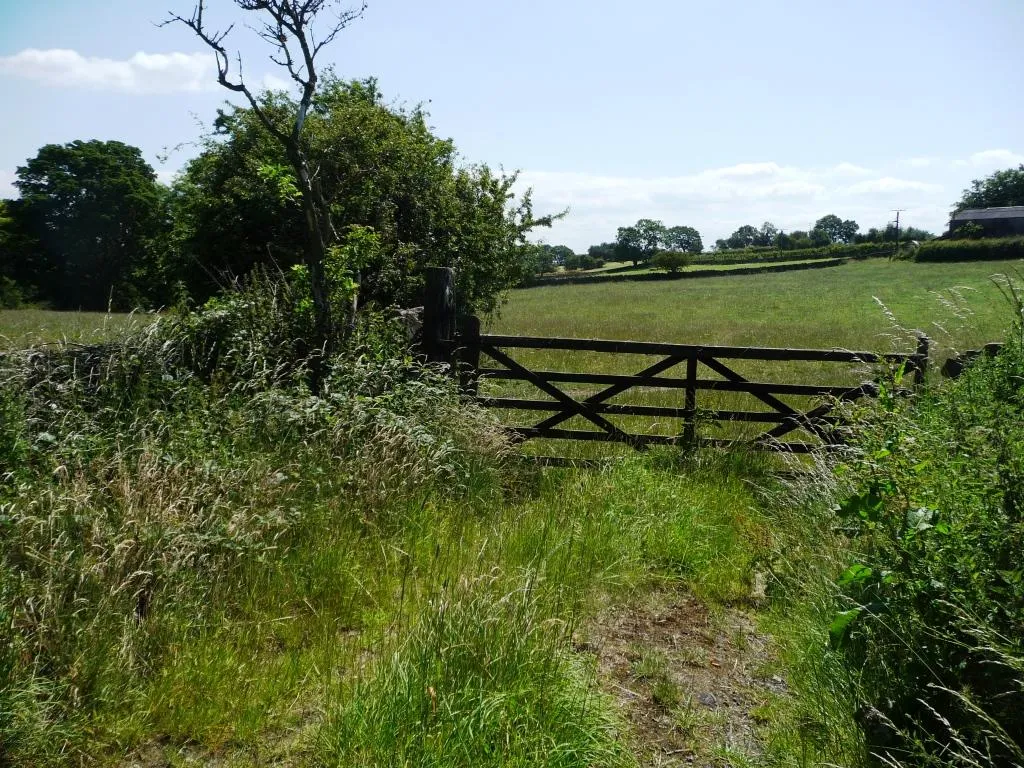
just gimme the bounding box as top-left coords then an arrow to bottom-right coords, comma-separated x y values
527,257 -> 847,287
694,242 -> 896,265
914,236 -> 1024,262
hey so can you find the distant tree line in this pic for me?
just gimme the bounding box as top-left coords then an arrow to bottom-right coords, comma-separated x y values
4,114 -> 1023,309
0,78 -> 553,311
713,214 -> 936,253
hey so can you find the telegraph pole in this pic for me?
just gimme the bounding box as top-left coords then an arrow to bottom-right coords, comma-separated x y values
892,209 -> 905,258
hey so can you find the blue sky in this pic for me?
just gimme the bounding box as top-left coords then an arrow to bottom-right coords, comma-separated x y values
1,0 -> 1022,250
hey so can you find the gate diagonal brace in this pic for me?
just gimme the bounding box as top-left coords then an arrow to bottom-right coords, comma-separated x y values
480,345 -> 642,447
531,354 -> 687,433
699,355 -> 834,442
755,381 -> 877,445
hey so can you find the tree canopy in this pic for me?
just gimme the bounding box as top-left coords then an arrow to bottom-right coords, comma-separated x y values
954,164 -> 1024,211
812,214 -> 859,245
613,219 -> 702,265
172,77 -> 551,313
12,140 -> 167,310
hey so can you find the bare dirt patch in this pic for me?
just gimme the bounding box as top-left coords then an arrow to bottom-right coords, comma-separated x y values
578,589 -> 788,767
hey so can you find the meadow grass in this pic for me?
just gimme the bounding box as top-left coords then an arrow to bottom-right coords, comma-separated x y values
0,288 -> 783,766
554,256 -> 840,279
6,261 -> 1021,766
0,308 -> 151,348
483,258 -> 1021,458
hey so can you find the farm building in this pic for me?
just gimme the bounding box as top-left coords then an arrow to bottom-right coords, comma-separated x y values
948,206 -> 1024,237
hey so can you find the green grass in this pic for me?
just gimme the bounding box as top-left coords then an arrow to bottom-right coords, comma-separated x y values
8,261 -> 1022,766
557,256 -> 842,279
483,258 -> 1022,458
0,308 -> 151,348
497,259 -> 1016,351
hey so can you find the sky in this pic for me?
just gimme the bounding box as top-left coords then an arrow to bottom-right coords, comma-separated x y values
1,0 -> 1022,251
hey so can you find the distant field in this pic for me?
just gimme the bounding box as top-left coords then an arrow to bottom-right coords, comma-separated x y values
547,256 -> 834,280
0,309 -> 153,349
486,258 -> 1023,456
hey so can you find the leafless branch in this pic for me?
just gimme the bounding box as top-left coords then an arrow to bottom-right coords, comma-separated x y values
161,1 -> 291,145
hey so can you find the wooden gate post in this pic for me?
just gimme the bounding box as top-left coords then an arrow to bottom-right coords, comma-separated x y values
423,267 -> 456,367
913,333 -> 930,386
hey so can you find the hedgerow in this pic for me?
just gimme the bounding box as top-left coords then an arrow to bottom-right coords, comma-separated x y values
822,276 -> 1024,765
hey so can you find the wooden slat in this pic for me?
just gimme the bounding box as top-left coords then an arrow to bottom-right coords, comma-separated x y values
527,353 -> 686,432
698,438 -> 825,454
478,368 -> 859,397
477,398 -> 840,424
477,334 -> 913,364
755,381 -> 877,443
480,346 -> 641,446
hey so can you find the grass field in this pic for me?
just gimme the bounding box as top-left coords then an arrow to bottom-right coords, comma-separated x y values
485,258 -> 1022,456
6,260 -> 1020,765
0,308 -> 152,348
551,256 -> 839,279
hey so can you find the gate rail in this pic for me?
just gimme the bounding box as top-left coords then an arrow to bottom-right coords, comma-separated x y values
421,267 -> 929,456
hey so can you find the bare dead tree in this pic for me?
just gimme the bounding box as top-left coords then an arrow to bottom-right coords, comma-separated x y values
162,0 -> 366,375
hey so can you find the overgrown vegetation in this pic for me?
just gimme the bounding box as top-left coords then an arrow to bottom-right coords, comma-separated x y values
761,275 -> 1024,767
0,269 -> 785,765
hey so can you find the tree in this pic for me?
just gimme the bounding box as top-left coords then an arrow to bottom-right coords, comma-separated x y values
616,220 -> 665,266
856,225 -> 934,244
755,221 -> 778,247
587,242 -> 617,263
547,245 -> 575,267
172,77 -> 551,314
809,227 -> 831,247
165,0 -> 368,354
614,225 -> 644,266
725,224 -> 759,250
652,251 -> 691,274
664,225 -> 703,254
812,214 -> 859,244
13,140 -> 167,310
954,164 -> 1024,211
634,219 -> 667,259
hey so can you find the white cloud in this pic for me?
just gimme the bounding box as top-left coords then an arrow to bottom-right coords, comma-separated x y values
968,149 -> 1024,168
155,169 -> 179,186
516,161 -> 952,250
0,48 -> 217,93
262,73 -> 292,93
0,170 -> 15,198
830,162 -> 873,176
843,177 -> 943,196
907,157 -> 937,168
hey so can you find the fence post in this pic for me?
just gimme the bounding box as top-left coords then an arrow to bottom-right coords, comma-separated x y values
457,314 -> 481,396
913,333 -> 930,386
423,267 -> 456,368
683,352 -> 698,446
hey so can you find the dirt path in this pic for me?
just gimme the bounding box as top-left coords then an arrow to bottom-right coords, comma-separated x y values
578,589 -> 788,767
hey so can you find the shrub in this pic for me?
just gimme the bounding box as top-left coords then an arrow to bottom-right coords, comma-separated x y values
914,235 -> 1024,262
652,250 -> 691,274
695,241 -> 894,266
825,278 -> 1024,765
0,276 -> 24,308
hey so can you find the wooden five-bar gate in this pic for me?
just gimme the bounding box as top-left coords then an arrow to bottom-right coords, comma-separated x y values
421,268 -> 929,457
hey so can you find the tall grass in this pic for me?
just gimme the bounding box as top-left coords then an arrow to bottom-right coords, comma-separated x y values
763,274 -> 1024,767
0,272 -> 779,765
